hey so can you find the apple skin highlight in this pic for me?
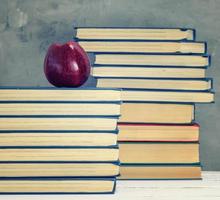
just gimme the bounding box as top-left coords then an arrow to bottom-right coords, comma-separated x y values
44,41 -> 90,87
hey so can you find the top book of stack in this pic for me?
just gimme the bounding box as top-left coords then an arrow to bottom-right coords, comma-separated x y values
75,27 -> 195,41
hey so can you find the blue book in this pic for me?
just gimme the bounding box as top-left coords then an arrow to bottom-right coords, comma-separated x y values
76,40 -> 206,54
0,101 -> 121,117
92,64 -> 207,79
0,87 -> 121,103
0,146 -> 119,163
96,77 -> 212,91
92,53 -> 210,68
120,89 -> 214,103
0,177 -> 116,194
74,27 -> 195,41
0,130 -> 119,147
0,161 -> 120,178
0,116 -> 119,132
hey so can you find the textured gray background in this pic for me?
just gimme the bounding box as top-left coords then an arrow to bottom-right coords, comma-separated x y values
0,0 -> 219,170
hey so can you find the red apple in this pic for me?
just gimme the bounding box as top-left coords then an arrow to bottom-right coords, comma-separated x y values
44,41 -> 90,87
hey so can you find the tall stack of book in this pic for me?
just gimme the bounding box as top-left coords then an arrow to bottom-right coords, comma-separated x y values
0,87 -> 121,194
75,27 -> 214,180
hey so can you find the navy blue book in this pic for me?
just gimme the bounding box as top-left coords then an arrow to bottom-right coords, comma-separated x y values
0,162 -> 120,178
0,87 -> 121,103
0,130 -> 119,147
96,77 -> 212,91
74,27 -> 195,41
0,177 -> 116,194
0,116 -> 119,132
77,40 -> 206,54
120,89 -> 214,103
83,88 -> 211,104
0,146 -> 119,163
0,101 -> 121,117
92,64 -> 207,79
92,53 -> 210,68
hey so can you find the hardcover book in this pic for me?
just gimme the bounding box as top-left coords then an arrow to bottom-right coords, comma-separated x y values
0,131 -> 118,147
0,162 -> 120,178
75,27 -> 195,41
0,178 -> 116,194
118,123 -> 199,142
118,164 -> 201,180
0,87 -> 121,102
0,146 -> 119,162
119,142 -> 199,164
97,78 -> 212,91
119,103 -> 195,124
0,102 -> 121,117
93,53 -> 210,67
78,41 -> 206,54
92,65 -> 206,78
0,117 -> 118,131
120,89 -> 214,103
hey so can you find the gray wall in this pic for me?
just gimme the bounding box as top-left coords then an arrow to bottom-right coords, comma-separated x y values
0,0 -> 219,170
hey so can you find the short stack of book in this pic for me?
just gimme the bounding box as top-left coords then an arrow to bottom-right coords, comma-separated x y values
75,27 -> 214,180
0,87 -> 121,194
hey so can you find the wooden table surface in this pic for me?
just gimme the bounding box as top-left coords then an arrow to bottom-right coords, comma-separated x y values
1,171 -> 220,200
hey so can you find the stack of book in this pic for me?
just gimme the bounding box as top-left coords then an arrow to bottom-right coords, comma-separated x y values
0,87 -> 121,194
75,27 -> 214,180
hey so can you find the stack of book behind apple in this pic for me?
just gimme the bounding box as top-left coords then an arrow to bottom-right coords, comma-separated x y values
0,87 -> 121,194
75,27 -> 214,180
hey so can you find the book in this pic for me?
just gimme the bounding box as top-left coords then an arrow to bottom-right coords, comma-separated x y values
119,103 -> 194,123
121,90 -> 214,103
0,131 -> 118,147
0,117 -> 118,131
0,178 -> 116,194
119,142 -> 199,164
0,162 -> 119,178
97,78 -> 212,91
0,102 -> 120,117
78,41 -> 206,54
93,54 -> 210,67
75,27 -> 195,41
0,146 -> 118,162
118,123 -> 199,142
0,87 -> 121,102
92,66 -> 206,78
118,164 -> 201,180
